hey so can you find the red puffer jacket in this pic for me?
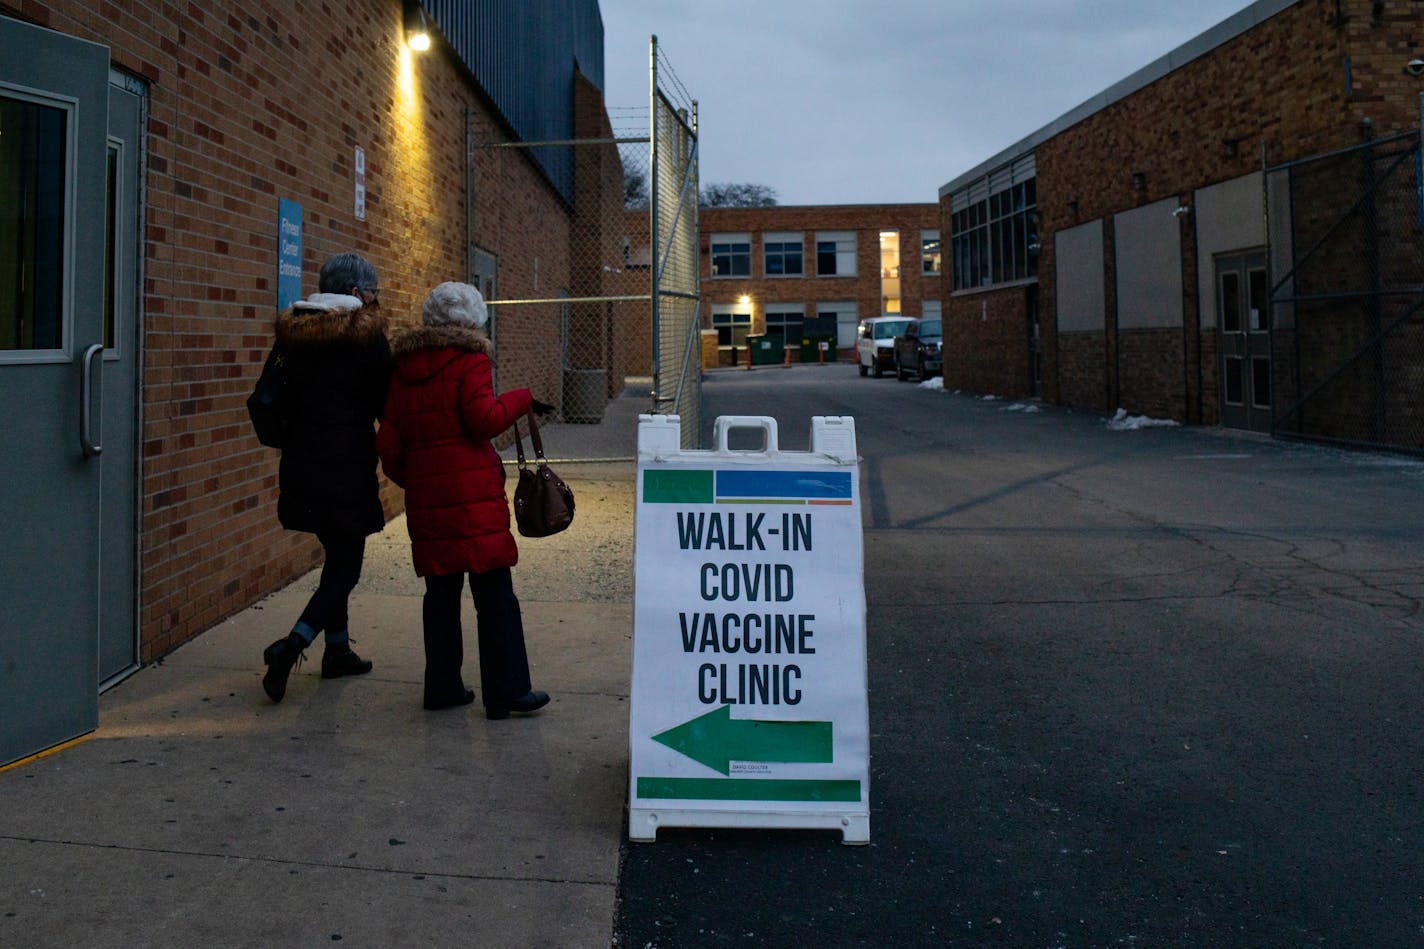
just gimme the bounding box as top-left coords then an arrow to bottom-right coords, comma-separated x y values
376,325 -> 532,577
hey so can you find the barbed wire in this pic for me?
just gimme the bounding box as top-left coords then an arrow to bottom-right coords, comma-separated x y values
654,44 -> 695,117
607,103 -> 649,140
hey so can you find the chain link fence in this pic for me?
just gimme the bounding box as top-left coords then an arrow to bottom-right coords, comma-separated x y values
1267,127 -> 1424,454
468,37 -> 700,460
649,39 -> 701,449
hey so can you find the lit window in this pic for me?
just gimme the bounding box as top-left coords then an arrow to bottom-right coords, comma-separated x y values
711,309 -> 752,348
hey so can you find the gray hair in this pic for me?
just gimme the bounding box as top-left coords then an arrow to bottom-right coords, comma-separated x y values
318,253 -> 378,294
421,281 -> 488,329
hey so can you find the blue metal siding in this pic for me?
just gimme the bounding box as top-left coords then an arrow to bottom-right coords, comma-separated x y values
422,0 -> 605,204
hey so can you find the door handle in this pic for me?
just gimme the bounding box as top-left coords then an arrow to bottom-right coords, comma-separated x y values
81,343 -> 103,458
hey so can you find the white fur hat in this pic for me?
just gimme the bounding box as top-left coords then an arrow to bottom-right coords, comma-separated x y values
421,281 -> 488,329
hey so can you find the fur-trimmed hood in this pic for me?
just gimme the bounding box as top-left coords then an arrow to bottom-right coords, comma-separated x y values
391,323 -> 494,359
390,324 -> 494,385
275,293 -> 388,348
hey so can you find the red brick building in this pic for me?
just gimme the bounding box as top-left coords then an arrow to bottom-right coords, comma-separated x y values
699,205 -> 941,366
939,0 -> 1424,446
1,2 -> 624,763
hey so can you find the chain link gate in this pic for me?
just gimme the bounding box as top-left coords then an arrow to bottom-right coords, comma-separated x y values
1266,116 -> 1424,454
467,36 -> 700,460
648,37 -> 701,449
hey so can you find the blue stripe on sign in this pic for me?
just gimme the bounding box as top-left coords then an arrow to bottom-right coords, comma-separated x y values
716,470 -> 853,500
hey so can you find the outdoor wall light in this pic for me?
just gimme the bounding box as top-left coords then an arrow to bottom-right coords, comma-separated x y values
404,0 -> 431,51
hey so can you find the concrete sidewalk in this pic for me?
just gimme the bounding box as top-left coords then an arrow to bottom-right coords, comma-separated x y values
0,418 -> 641,944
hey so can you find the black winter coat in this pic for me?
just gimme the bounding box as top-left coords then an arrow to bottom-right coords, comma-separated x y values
272,294 -> 393,540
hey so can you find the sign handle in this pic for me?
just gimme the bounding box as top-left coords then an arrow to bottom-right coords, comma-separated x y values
713,416 -> 779,454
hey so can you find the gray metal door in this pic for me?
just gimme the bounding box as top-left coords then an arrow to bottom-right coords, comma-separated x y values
99,74 -> 142,685
1216,251 -> 1271,432
471,246 -> 498,382
0,17 -> 112,764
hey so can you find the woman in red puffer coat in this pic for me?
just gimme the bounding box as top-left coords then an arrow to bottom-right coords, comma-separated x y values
376,281 -> 554,717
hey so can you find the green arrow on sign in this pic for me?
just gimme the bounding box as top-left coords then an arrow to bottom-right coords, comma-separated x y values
651,706 -> 833,776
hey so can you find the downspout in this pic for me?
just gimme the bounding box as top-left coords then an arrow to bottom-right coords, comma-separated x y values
1178,194 -> 1194,424
1191,197 -> 1202,425
465,106 -> 472,285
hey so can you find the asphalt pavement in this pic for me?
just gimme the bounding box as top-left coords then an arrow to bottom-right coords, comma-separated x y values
614,364 -> 1424,948
4,364 -> 1423,948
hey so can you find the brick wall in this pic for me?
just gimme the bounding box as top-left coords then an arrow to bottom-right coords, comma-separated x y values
611,207 -> 654,376
15,1 -> 607,658
571,70 -> 642,402
947,0 -> 1423,426
941,281 -> 1035,397
1057,333 -> 1109,411
700,204 -> 941,362
1117,329 -> 1187,419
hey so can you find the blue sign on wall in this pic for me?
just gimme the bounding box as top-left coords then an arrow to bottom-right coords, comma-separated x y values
277,198 -> 303,309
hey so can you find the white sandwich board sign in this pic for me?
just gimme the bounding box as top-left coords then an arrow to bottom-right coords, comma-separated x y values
628,414 -> 869,844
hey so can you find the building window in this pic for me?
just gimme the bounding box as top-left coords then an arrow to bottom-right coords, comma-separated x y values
711,309 -> 752,349
816,231 -> 856,277
921,230 -> 941,276
818,301 -> 859,350
2,95 -> 68,352
763,232 -> 803,277
710,233 -> 751,278
951,177 -> 1036,291
764,306 -> 805,346
879,230 -> 901,313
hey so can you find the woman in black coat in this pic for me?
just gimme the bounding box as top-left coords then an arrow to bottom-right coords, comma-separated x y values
261,253 -> 393,703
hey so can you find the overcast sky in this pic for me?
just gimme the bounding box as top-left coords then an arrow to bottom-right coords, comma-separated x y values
599,0 -> 1255,206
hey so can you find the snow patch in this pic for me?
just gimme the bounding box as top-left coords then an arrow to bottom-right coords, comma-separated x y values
1003,403 -> 1042,413
918,377 -> 944,391
1106,408 -> 1179,431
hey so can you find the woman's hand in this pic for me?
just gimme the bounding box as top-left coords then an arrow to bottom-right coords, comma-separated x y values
531,398 -> 555,418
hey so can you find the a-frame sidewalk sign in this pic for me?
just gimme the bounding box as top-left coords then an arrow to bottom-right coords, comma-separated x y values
628,414 -> 869,845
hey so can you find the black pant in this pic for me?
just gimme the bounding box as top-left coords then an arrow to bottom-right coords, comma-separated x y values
295,534 -> 365,641
422,567 -> 532,709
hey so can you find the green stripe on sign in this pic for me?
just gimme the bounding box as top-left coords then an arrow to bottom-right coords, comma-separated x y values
643,469 -> 714,503
636,777 -> 862,802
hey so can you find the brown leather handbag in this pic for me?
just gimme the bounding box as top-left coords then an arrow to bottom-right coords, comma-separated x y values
512,411 -> 575,537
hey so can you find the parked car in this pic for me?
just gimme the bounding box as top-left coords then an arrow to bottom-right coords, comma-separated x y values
894,317 -> 943,381
855,316 -> 917,377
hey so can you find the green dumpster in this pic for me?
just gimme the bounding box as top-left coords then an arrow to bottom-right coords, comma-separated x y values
798,316 -> 839,363
747,334 -> 781,365
800,335 -> 836,362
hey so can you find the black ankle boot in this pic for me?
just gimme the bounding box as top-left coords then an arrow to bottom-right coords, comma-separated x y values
262,632 -> 307,703
321,642 -> 373,679
486,690 -> 550,720
424,688 -> 475,711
